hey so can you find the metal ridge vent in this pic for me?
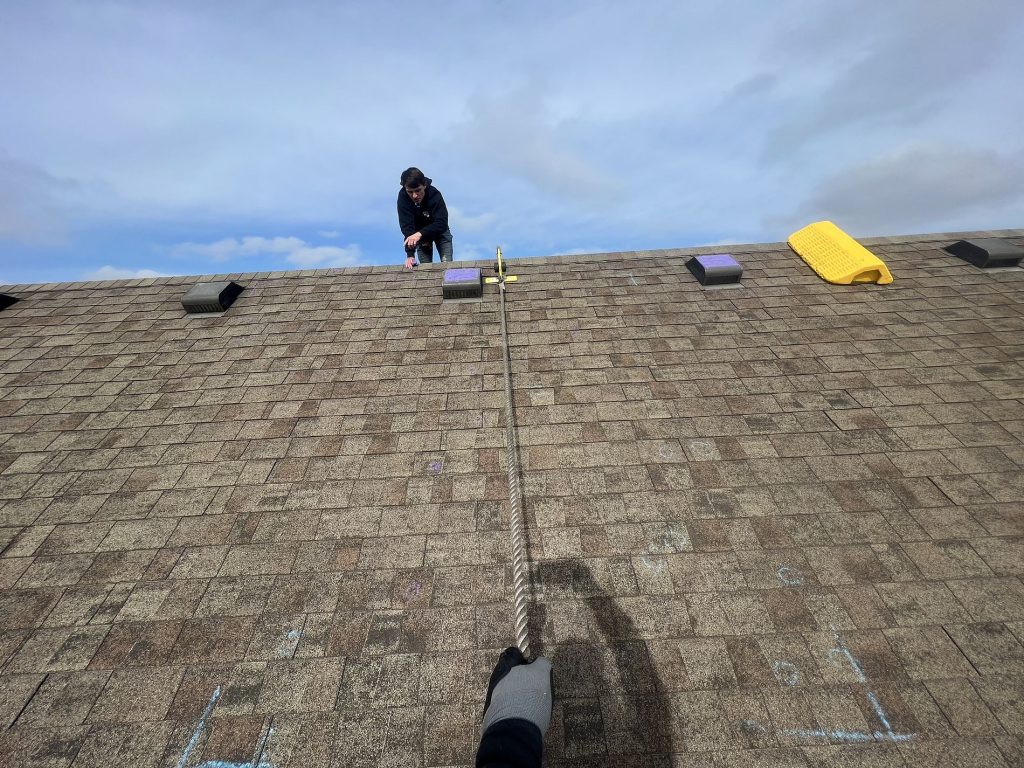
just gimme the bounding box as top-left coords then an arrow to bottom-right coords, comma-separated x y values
0,294 -> 18,311
944,238 -> 1023,269
442,267 -> 483,299
181,280 -> 244,313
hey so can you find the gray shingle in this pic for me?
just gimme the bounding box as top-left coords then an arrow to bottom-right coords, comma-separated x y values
0,231 -> 1022,764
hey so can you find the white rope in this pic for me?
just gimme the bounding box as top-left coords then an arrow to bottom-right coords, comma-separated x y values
497,277 -> 531,657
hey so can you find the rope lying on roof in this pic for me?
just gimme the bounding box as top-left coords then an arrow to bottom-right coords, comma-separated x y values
495,247 -> 532,657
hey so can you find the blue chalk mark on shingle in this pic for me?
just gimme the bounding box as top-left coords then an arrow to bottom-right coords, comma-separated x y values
275,628 -> 303,658
780,727 -> 914,744
177,686 -> 221,768
777,566 -> 804,586
772,660 -> 800,686
746,630 -> 915,744
179,686 -> 277,768
828,630 -> 908,739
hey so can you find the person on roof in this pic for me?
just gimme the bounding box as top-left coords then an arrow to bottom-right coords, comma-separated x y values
397,167 -> 453,269
476,647 -> 552,768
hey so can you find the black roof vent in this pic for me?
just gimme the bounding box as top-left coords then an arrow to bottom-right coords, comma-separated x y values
442,268 -> 483,299
181,281 -> 244,313
686,254 -> 743,285
944,239 -> 1023,269
0,294 -> 18,311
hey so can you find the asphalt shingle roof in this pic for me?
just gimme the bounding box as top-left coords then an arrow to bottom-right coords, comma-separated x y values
0,228 -> 1023,766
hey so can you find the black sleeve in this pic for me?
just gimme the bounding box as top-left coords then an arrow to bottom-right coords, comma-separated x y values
418,188 -> 449,238
475,718 -> 543,768
397,192 -> 417,238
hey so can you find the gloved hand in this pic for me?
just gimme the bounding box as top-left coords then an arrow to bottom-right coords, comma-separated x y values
481,647 -> 553,735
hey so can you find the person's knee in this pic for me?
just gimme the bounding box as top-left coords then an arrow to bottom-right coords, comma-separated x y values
438,232 -> 454,261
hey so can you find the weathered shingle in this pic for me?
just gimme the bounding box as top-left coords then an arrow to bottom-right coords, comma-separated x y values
0,231 -> 1023,765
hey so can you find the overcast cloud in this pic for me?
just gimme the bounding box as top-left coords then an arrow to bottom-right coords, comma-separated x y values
0,0 -> 1021,283
779,143 -> 1024,235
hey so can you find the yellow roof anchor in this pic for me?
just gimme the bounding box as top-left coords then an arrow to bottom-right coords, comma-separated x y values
484,246 -> 518,284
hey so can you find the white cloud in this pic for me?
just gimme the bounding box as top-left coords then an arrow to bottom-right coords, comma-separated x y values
764,0 -> 1021,160
455,85 -> 621,207
453,241 -> 497,262
1,1 -> 1023,279
173,235 -> 364,268
173,236 -> 306,261
285,244 -> 363,268
448,208 -> 497,234
0,151 -> 81,244
84,265 -> 170,280
774,143 -> 1024,235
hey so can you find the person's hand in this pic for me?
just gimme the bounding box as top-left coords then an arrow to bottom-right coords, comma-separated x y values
404,256 -> 417,270
404,232 -> 422,249
481,647 -> 553,735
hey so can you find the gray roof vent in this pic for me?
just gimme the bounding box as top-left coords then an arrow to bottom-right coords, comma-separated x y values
944,239 -> 1023,269
686,254 -> 743,285
442,268 -> 483,299
0,294 -> 18,311
181,281 -> 244,313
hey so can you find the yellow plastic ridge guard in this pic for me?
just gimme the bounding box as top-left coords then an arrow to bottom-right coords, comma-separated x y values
788,221 -> 893,285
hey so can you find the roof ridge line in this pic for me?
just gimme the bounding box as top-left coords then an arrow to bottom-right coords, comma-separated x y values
3,228 -> 1021,292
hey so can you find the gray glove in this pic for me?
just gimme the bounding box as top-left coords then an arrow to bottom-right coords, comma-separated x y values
481,647 -> 553,734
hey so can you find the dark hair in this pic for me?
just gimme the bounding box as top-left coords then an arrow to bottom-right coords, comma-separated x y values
400,167 -> 426,188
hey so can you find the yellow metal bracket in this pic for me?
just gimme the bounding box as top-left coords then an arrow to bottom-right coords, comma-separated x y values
485,246 -> 519,284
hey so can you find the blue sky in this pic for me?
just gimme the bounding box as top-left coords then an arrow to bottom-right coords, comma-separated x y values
1,0 -> 1022,284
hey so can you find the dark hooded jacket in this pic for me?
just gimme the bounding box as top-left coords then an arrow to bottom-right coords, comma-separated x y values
397,177 -> 450,239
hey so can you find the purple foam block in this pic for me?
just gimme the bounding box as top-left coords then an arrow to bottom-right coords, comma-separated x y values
697,254 -> 740,269
443,268 -> 481,283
